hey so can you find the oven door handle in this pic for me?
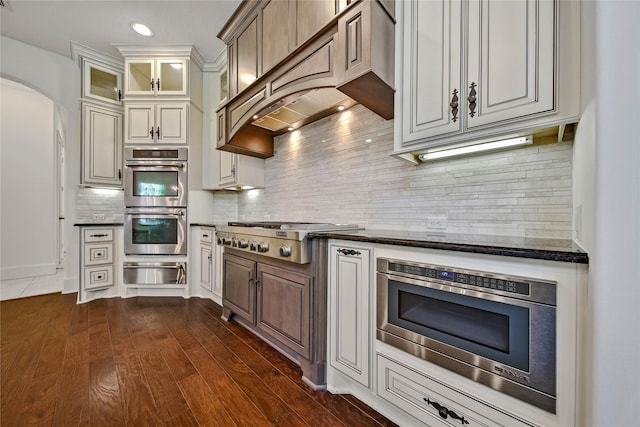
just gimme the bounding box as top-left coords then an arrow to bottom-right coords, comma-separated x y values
125,162 -> 185,168
126,212 -> 185,218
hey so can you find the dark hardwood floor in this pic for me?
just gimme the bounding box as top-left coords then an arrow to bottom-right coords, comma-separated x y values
1,293 -> 396,426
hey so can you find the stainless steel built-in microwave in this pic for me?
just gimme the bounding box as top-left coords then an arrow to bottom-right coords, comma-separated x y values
376,258 -> 557,413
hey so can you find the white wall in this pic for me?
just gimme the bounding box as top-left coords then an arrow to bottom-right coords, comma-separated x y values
0,78 -> 56,279
0,36 -> 81,291
589,1 -> 640,425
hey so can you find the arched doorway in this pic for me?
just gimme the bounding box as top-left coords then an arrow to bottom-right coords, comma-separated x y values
1,77 -> 65,298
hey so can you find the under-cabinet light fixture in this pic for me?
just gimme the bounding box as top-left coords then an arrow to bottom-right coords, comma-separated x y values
337,105 -> 345,111
418,136 -> 533,162
287,127 -> 294,131
131,22 -> 153,37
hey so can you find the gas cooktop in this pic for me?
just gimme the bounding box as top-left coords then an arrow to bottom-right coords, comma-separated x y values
217,222 -> 361,263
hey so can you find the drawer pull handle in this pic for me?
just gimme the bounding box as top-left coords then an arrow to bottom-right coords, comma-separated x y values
467,82 -> 477,118
424,398 -> 469,425
450,88 -> 459,122
90,234 -> 108,238
337,248 -> 361,256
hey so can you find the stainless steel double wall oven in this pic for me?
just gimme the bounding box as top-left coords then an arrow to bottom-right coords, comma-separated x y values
377,257 -> 558,413
124,147 -> 188,256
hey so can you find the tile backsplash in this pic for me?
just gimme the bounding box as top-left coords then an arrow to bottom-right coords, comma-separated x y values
75,187 -> 124,222
236,105 -> 573,238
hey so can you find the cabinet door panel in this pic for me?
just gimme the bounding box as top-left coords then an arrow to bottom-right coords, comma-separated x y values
200,245 -> 213,291
157,59 -> 187,94
223,253 -> 256,323
329,244 -> 370,387
237,17 -> 259,93
257,263 -> 311,358
218,151 -> 237,186
126,60 -> 154,94
125,104 -> 154,144
466,0 -> 556,128
83,60 -> 122,105
262,0 -> 290,72
401,0 -> 463,144
157,104 -> 187,144
83,104 -> 123,185
296,0 -> 335,46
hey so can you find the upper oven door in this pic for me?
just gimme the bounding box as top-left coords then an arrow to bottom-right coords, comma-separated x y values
124,162 -> 187,207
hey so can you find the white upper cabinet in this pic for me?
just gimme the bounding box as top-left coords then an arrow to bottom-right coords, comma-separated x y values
400,0 -> 463,142
124,58 -> 188,96
82,103 -> 123,186
82,59 -> 123,105
124,103 -> 188,145
465,0 -> 556,129
395,0 -> 580,158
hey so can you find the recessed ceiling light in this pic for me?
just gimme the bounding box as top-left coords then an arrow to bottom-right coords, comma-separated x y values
131,22 -> 153,37
337,105 -> 345,111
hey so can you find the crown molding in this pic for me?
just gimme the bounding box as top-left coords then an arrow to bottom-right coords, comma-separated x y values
70,41 -> 124,69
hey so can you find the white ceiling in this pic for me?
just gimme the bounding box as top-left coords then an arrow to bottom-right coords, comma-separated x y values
0,0 -> 243,63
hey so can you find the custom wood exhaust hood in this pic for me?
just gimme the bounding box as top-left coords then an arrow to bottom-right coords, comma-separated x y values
215,0 -> 395,158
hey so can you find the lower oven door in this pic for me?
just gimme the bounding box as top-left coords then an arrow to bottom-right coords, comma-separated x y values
124,208 -> 187,255
123,262 -> 186,285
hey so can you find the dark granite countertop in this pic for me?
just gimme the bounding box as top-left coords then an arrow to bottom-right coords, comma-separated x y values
309,229 -> 588,264
74,222 -> 123,227
189,222 -> 223,227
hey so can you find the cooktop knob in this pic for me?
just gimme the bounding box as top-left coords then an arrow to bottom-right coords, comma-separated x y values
223,238 -> 232,246
232,238 -> 238,248
257,242 -> 269,253
250,242 -> 257,251
279,246 -> 292,257
239,239 -> 249,249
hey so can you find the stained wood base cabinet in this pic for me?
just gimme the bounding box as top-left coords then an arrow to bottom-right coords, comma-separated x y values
221,242 -> 327,390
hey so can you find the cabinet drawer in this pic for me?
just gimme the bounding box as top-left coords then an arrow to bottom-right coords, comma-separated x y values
83,265 -> 114,291
377,354 -> 531,427
200,227 -> 214,244
83,228 -> 114,242
84,242 -> 113,265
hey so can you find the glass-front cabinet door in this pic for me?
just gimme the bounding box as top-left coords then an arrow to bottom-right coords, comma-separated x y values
125,59 -> 155,95
157,59 -> 187,94
82,59 -> 122,105
125,58 -> 188,96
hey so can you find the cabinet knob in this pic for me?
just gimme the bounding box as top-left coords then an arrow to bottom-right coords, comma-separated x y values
118,89 -> 122,101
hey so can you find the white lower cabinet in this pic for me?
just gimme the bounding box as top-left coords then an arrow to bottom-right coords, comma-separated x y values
191,226 -> 222,303
79,226 -> 120,303
328,242 -> 372,388
377,354 -> 530,427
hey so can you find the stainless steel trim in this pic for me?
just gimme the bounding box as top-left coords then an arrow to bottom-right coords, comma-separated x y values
376,257 -> 557,413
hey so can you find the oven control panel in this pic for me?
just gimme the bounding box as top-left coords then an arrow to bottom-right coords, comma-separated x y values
378,258 -> 557,305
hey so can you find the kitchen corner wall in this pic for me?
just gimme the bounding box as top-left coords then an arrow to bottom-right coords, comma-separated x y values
236,104 -> 573,239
